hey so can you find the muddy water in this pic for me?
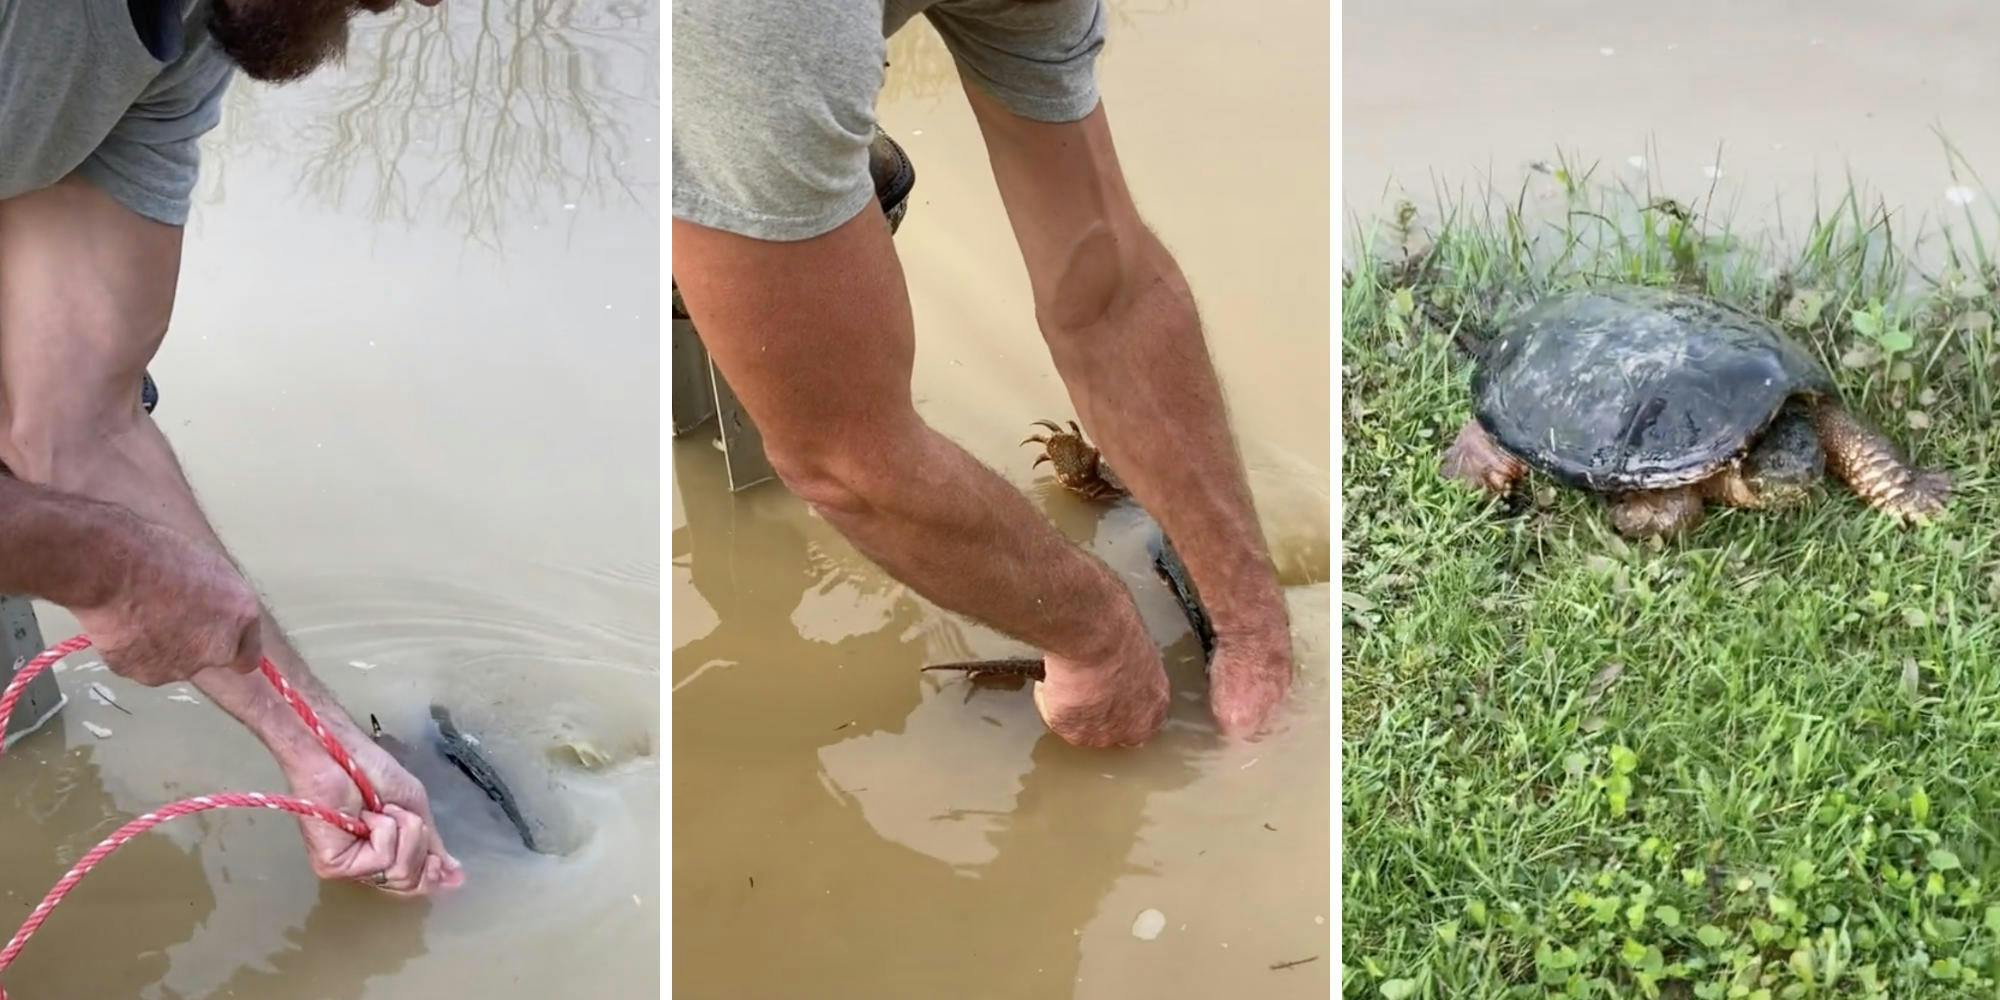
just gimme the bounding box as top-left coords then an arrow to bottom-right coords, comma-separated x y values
1345,0 -> 2000,240
2,4 -> 658,998
671,2 -> 1329,998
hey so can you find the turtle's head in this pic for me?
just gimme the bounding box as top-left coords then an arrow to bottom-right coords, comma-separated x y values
1740,403 -> 1824,508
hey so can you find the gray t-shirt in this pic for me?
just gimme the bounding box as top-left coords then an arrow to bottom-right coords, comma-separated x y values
672,0 -> 1107,242
0,0 -> 234,226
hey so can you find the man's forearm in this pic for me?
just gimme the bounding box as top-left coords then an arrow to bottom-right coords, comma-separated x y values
965,95 -> 1286,642
0,474 -> 134,610
790,424 -> 1145,666
12,416 -> 355,763
189,616 -> 354,762
0,474 -> 335,759
674,212 -> 1148,667
1041,233 -> 1288,640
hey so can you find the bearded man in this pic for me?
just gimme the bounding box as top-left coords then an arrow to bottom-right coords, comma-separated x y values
0,0 -> 459,896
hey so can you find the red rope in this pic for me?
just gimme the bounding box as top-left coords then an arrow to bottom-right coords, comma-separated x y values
0,635 -> 380,998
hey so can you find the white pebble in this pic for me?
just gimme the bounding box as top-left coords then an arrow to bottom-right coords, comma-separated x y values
1599,47 -> 1616,56
1131,909 -> 1166,940
1702,164 -> 1724,179
1627,155 -> 1646,170
347,660 -> 378,671
82,722 -> 113,739
1946,186 -> 1977,206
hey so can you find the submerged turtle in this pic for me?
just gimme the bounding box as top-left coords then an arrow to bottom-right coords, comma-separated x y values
372,707 -> 543,854
1441,285 -> 1951,538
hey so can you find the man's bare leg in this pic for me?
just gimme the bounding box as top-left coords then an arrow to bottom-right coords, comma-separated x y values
673,207 -> 1171,748
0,176 -> 459,893
964,93 -> 1292,738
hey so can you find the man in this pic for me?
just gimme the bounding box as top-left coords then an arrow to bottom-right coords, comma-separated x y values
0,0 -> 459,894
672,0 -> 1294,747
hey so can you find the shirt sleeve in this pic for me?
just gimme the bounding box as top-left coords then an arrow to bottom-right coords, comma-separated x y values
671,0 -> 885,242
76,43 -> 233,227
924,0 -> 1107,124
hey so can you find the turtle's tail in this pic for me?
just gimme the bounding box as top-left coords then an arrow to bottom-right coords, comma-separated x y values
1813,402 -> 1951,523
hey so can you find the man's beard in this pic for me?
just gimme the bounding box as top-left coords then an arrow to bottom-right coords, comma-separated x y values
207,0 -> 381,83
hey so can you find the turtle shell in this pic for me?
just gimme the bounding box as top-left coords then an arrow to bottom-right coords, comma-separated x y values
1471,285 -> 1835,491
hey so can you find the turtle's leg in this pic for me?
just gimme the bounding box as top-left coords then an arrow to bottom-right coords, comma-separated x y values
1698,467 -> 1761,509
1810,401 -> 1950,523
1439,418 -> 1526,495
1607,488 -> 1705,539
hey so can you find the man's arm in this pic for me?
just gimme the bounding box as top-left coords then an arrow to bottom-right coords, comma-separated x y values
0,473 -> 268,686
0,475 -> 134,608
0,175 -> 319,742
674,203 -> 1171,748
0,175 -> 459,893
963,89 -> 1293,736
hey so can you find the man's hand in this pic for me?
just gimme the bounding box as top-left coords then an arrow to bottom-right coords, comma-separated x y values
284,725 -> 464,895
1030,609 -> 1170,748
1207,629 -> 1294,740
72,514 -> 263,686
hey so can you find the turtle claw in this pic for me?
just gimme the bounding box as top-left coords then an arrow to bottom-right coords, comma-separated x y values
1021,418 -> 1127,502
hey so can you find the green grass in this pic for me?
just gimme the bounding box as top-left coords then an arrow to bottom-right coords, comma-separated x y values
1341,147 -> 2000,1000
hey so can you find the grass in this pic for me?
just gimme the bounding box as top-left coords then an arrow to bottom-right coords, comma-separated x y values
1341,146 -> 2000,999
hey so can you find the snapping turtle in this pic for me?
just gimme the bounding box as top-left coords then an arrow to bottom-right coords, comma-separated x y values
371,707 -> 544,854
1441,285 -> 1952,538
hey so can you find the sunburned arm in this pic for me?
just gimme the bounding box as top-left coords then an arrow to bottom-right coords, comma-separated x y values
0,176 -> 332,753
674,203 -> 1171,748
672,209 -> 1147,671
964,93 -> 1289,641
0,474 -> 133,609
0,175 -> 458,891
964,88 -> 1293,735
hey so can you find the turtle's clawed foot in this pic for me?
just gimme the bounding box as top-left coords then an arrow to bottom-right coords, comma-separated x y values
1021,417 -> 1126,501
1608,488 -> 1704,539
1883,469 -> 1952,524
1440,418 -> 1526,495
